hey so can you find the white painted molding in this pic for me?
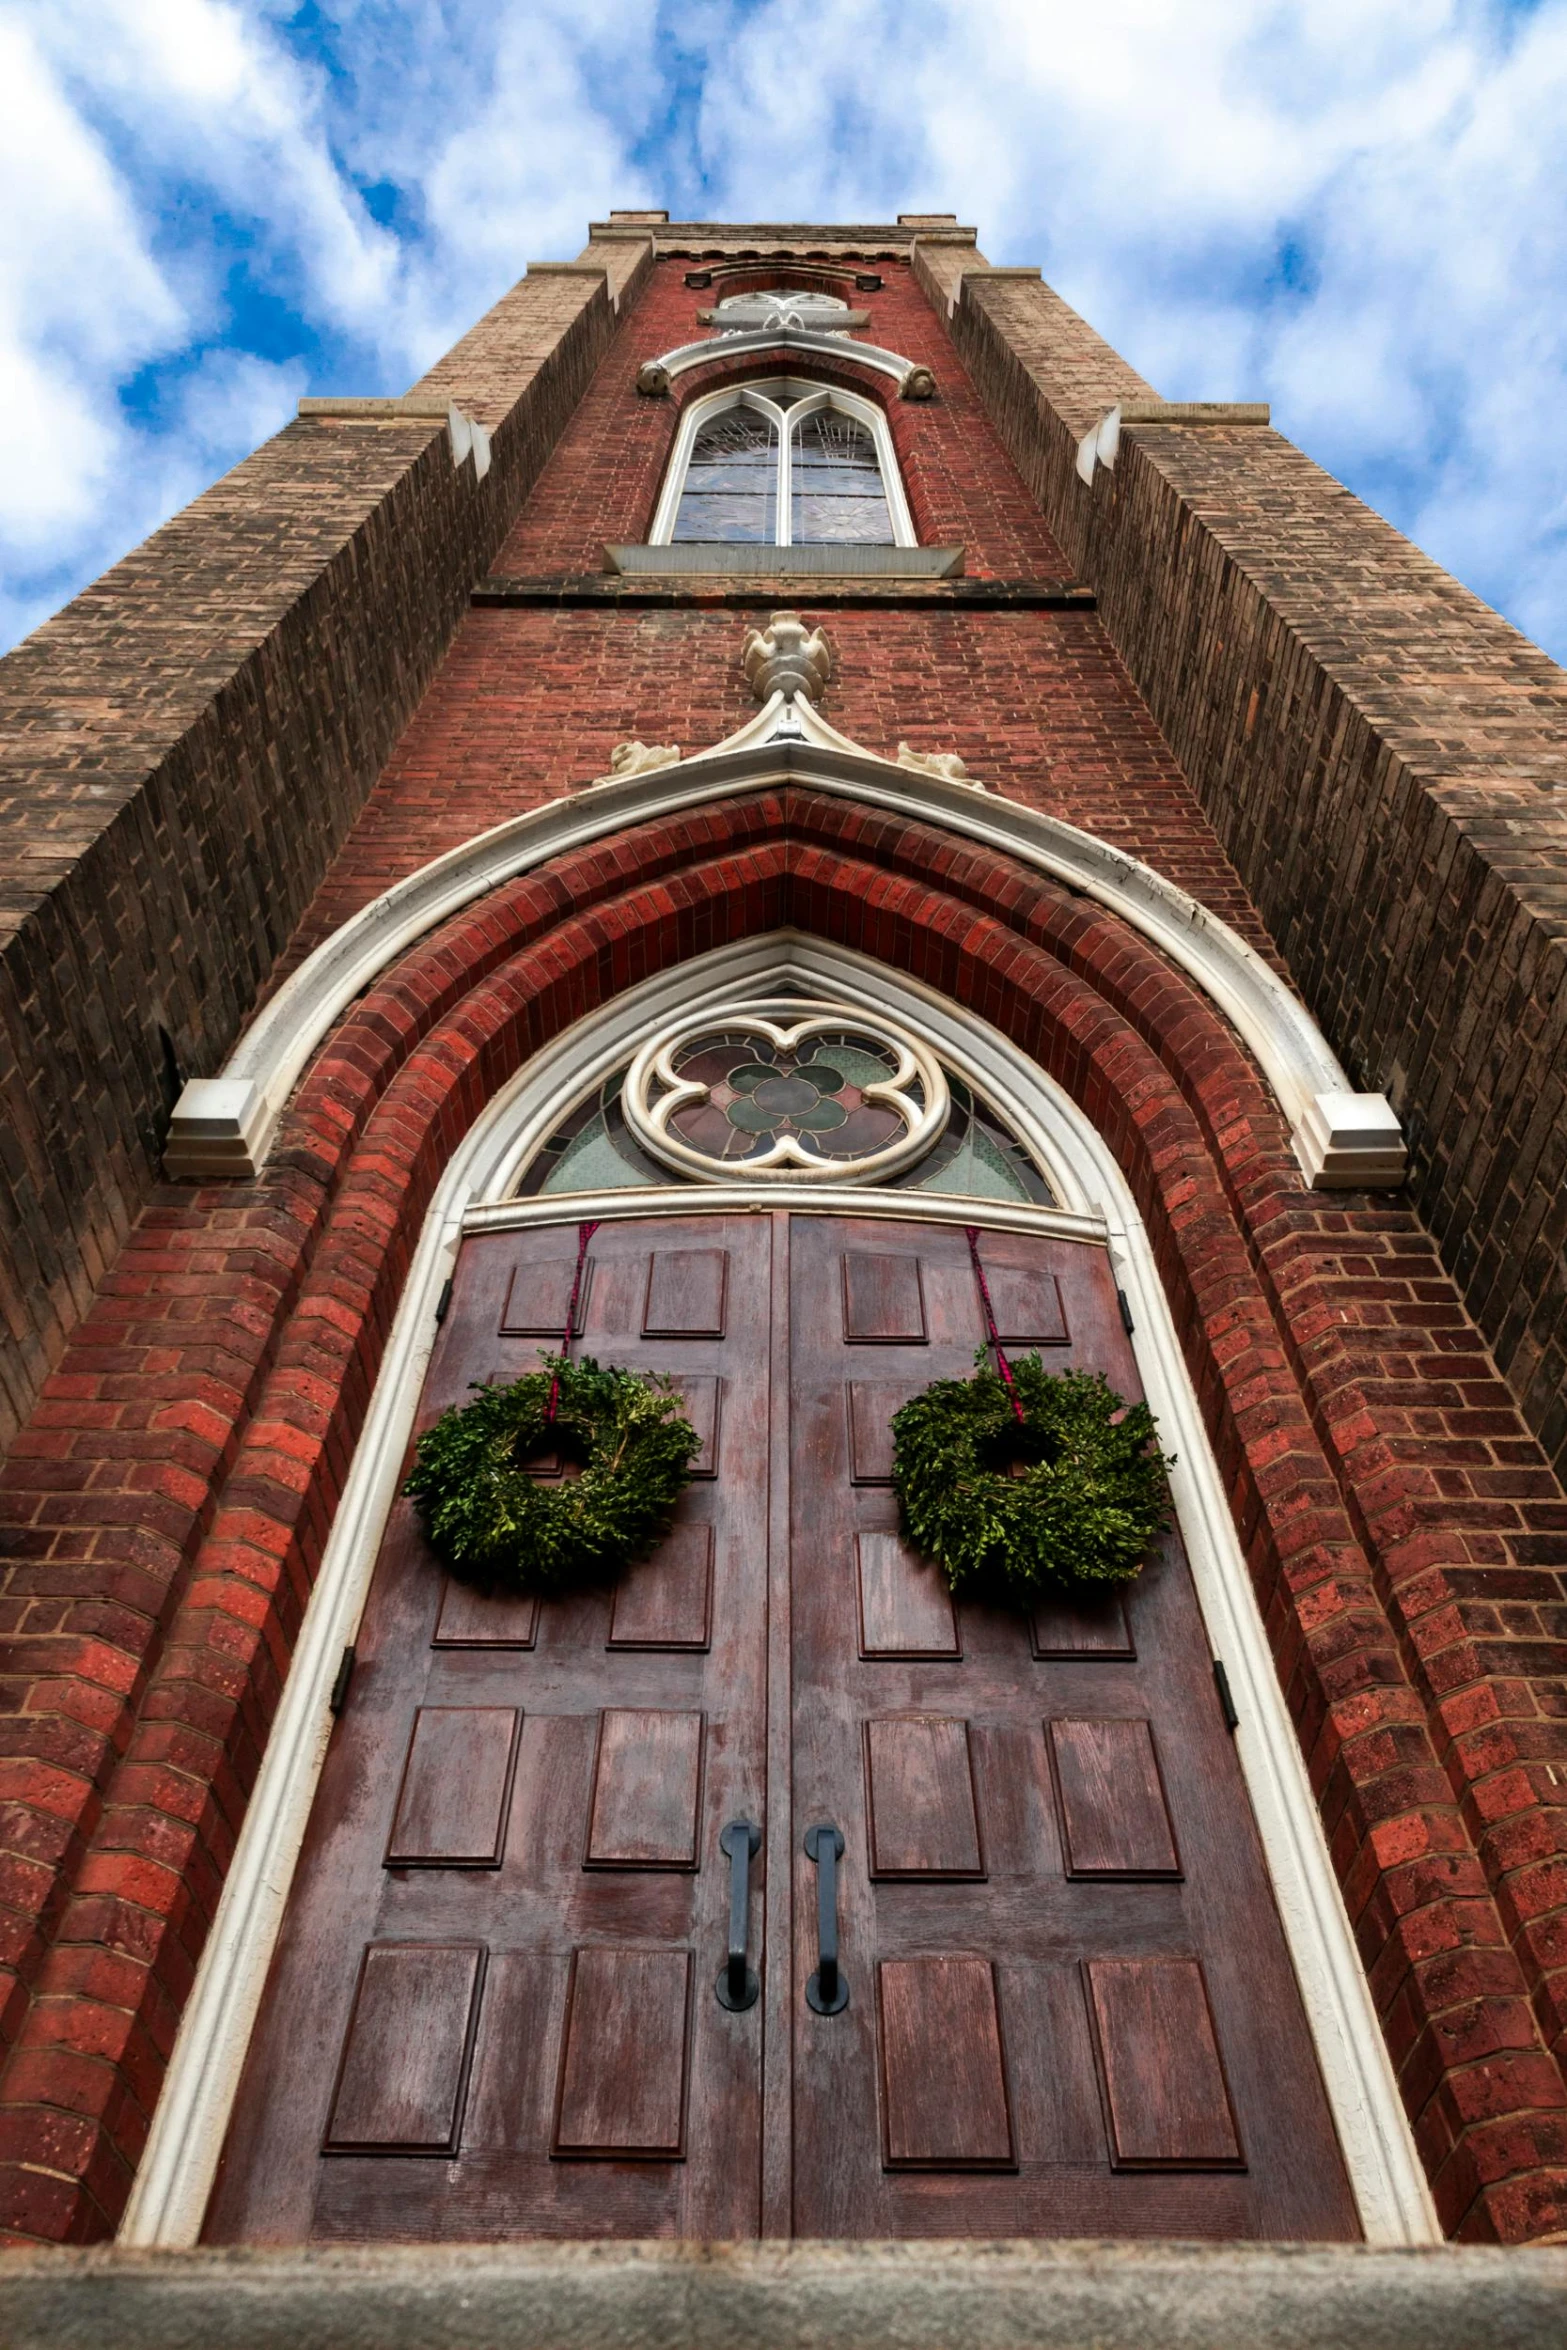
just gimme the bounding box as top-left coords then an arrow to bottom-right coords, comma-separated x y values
125,938 -> 1438,2248
167,693 -> 1405,1190
636,324 -> 933,399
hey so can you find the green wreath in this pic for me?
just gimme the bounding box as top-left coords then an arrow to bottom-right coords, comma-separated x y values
891,1351 -> 1174,1602
403,1355 -> 701,1592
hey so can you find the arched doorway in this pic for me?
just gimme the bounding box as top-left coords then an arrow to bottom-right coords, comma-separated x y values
131,943 -> 1433,2246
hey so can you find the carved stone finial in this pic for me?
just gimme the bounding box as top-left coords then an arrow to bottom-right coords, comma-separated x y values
895,741 -> 986,790
899,366 -> 937,401
635,360 -> 671,397
742,611 -> 833,704
589,740 -> 681,787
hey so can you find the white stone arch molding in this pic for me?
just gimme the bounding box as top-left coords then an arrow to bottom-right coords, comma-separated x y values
637,324 -> 935,401
166,691 -> 1405,1191
646,375 -> 918,548
127,933 -> 1438,2251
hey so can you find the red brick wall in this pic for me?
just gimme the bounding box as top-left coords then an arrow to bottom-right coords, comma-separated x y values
275,260 -> 1274,973
0,260 -> 627,1461
3,799 -> 1565,2240
948,269 -> 1567,1497
496,257 -> 1068,581
0,232 -> 1565,2250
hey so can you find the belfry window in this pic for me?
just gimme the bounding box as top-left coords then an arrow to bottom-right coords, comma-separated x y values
670,406 -> 778,542
790,409 -> 891,543
653,381 -> 914,548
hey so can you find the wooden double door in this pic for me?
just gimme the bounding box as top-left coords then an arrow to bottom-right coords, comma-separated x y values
207,1212 -> 1359,2243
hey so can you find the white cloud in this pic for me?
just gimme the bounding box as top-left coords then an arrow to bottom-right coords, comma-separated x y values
3,0 -> 1567,667
691,0 -> 1567,647
176,345 -> 306,464
0,15 -> 184,560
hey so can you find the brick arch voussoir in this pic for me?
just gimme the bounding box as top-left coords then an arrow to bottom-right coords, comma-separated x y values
3,831 -> 1542,2247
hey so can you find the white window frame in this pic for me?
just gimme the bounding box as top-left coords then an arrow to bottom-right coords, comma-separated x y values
649,376 -> 917,548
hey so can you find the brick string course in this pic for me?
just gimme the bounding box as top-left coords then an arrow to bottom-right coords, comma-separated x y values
0,240 -> 1562,2244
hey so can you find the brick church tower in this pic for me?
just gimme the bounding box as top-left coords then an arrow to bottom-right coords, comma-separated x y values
3,210 -> 1567,2297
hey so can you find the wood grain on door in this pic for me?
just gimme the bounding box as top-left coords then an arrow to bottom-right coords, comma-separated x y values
206,1210 -> 1358,2247
787,1214 -> 1359,2240
205,1215 -> 773,2245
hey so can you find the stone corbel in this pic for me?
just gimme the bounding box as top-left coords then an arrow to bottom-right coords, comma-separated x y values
586,741 -> 682,786
896,742 -> 985,790
163,1079 -> 269,1181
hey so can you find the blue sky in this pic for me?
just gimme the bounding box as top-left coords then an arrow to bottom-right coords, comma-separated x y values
5,1 -> 1567,661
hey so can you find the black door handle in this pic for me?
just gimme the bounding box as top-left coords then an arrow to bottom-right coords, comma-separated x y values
804,1821 -> 849,2014
716,1818 -> 761,2010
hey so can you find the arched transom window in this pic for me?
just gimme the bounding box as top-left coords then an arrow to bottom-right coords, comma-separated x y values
651,381 -> 915,549
512,999 -> 1053,1205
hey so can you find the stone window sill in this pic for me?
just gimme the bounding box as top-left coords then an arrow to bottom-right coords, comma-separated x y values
603,542 -> 965,579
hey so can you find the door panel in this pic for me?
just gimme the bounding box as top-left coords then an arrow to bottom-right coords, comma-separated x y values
552,1946 -> 693,2157
787,1214 -> 1358,2240
842,1252 -> 927,1343
855,1531 -> 961,1658
433,1577 -> 538,1649
584,1709 -> 705,1868
644,1248 -> 728,1338
205,1215 -> 772,2244
863,1717 -> 985,1878
323,1943 -> 486,2154
847,1382 -> 921,1483
606,1525 -> 713,1650
1085,1957 -> 1242,2168
1047,1718 -> 1181,1879
1029,1588 -> 1133,1660
876,1957 -> 1015,2168
385,1707 -> 521,1867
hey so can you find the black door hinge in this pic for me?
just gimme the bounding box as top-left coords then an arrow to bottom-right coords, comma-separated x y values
434,1277 -> 454,1326
1212,1658 -> 1239,1733
1117,1286 -> 1135,1336
329,1646 -> 357,1717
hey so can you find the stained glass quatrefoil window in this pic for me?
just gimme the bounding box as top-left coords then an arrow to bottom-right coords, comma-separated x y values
512,997 -> 1056,1206
624,1003 -> 947,1184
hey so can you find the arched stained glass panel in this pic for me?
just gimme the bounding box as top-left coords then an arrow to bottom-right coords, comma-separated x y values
671,407 -> 777,542
513,1023 -> 1053,1207
790,409 -> 892,544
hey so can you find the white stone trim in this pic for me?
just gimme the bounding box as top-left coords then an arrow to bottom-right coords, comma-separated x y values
647,377 -> 917,548
639,324 -> 928,397
167,694 -> 1404,1189
126,938 -> 1436,2249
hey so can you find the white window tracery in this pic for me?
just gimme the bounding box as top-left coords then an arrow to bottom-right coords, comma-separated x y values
711,289 -> 852,333
649,378 -> 916,549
